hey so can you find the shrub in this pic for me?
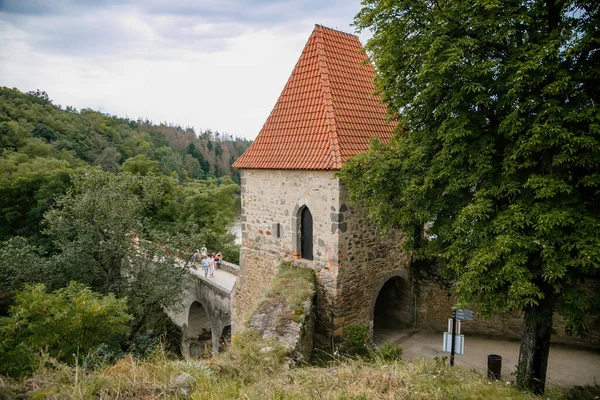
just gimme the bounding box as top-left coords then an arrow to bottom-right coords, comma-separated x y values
344,323 -> 371,356
0,282 -> 132,377
377,342 -> 403,361
221,242 -> 240,264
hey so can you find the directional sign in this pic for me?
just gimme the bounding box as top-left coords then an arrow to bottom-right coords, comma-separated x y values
455,309 -> 474,321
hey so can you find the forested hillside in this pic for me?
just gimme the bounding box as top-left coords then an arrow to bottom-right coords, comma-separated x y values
0,87 -> 251,181
0,86 -> 251,371
0,87 -> 250,249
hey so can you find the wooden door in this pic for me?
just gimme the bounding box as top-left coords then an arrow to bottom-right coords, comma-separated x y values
301,207 -> 313,260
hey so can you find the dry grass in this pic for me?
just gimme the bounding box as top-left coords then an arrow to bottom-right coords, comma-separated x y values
1,346 -> 572,400
0,264 -> 582,399
192,355 -> 566,400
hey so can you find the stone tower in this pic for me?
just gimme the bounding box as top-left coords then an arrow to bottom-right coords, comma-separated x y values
232,25 -> 412,344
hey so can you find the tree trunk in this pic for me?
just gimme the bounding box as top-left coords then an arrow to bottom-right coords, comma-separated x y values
516,299 -> 554,395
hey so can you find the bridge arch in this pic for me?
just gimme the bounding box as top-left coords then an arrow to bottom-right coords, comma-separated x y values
219,325 -> 232,351
168,263 -> 238,358
187,301 -> 212,357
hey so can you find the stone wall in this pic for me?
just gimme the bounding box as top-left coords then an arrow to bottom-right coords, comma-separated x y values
233,169 -> 341,335
219,261 -> 240,276
233,170 -> 414,344
417,280 -> 600,349
335,185 -> 412,341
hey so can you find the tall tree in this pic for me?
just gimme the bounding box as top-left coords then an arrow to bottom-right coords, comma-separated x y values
341,0 -> 600,394
42,168 -> 194,331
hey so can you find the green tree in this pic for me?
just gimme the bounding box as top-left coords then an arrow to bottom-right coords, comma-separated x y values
0,282 -> 132,377
0,153 -> 75,245
342,0 -> 600,394
0,237 -> 48,295
120,154 -> 159,176
42,168 -> 191,330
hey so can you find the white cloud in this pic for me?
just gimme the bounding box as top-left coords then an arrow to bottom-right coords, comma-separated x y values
0,0 -> 364,139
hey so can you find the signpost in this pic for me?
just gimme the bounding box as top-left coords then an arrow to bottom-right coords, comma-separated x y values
443,308 -> 473,366
455,309 -> 474,321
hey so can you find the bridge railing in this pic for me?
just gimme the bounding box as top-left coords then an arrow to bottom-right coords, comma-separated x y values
218,261 -> 240,276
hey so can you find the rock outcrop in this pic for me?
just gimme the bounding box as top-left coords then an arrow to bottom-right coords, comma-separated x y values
245,262 -> 316,364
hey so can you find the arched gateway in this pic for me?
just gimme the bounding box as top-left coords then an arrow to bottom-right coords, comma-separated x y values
187,301 -> 211,357
371,271 -> 412,339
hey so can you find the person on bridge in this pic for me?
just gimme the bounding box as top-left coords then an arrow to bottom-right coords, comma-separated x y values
192,249 -> 200,262
215,251 -> 222,269
201,254 -> 210,278
208,253 -> 215,278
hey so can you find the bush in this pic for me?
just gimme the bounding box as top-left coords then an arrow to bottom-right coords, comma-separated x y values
377,342 -> 403,361
221,242 -> 240,264
0,282 -> 132,377
344,323 -> 371,356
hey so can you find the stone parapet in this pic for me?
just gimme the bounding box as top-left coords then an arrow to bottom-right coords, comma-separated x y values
219,261 -> 240,276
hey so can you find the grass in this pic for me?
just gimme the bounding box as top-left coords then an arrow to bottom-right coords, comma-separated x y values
255,261 -> 316,324
0,346 -> 575,399
1,263 -> 592,399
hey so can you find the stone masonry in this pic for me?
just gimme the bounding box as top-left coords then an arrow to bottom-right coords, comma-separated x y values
232,169 -> 412,344
335,184 -> 411,339
233,169 -> 339,338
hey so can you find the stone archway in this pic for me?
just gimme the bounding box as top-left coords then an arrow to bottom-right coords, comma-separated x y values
187,301 -> 212,358
371,271 -> 412,342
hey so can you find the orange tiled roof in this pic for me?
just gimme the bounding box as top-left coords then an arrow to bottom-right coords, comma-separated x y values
233,25 -> 395,170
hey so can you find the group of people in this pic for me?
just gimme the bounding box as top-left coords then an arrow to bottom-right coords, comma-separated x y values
192,247 -> 222,278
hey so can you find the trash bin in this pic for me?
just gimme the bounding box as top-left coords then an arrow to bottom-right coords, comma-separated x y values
487,354 -> 502,380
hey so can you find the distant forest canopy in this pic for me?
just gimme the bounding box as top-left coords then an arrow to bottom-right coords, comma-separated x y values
0,87 -> 252,182
0,86 -> 249,256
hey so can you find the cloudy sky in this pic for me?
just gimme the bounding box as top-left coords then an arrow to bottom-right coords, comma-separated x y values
0,0 -> 367,139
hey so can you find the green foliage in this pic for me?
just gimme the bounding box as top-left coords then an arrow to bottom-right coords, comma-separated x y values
377,342 -> 403,361
0,86 -> 250,246
0,282 -> 132,377
344,323 -> 371,356
119,154 -> 159,176
42,169 -> 191,327
221,242 -> 240,264
0,87 -> 246,377
0,152 -> 76,245
343,0 -> 600,393
0,237 -> 48,293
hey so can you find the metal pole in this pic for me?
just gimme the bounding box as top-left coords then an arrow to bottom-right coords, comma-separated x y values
450,308 -> 456,366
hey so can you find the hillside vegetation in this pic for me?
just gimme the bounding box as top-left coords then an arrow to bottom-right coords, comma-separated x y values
0,87 -> 249,248
0,87 -> 247,374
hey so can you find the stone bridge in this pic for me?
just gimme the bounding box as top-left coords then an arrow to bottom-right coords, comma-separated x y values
167,261 -> 238,357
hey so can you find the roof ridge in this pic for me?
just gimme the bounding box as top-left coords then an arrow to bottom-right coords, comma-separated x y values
314,27 -> 342,169
315,24 -> 357,38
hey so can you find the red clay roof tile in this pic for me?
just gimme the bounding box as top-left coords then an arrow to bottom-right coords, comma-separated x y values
233,24 -> 395,170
